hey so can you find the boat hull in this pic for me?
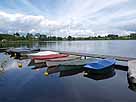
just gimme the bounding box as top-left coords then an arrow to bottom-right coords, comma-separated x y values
84,69 -> 115,80
84,58 -> 116,74
45,55 -> 81,67
84,65 -> 115,74
32,54 -> 69,60
7,48 -> 40,59
57,58 -> 96,71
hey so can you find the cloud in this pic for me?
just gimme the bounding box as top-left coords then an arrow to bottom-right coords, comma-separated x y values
0,0 -> 136,36
0,11 -> 63,34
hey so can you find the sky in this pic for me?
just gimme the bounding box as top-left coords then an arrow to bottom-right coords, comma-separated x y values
0,0 -> 136,37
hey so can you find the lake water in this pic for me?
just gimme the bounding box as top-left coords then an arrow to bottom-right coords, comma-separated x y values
0,40 -> 136,102
1,40 -> 136,57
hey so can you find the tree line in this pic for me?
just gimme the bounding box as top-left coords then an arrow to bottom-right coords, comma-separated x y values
0,32 -> 136,42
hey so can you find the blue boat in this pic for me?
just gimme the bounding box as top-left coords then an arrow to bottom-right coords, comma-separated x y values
84,58 -> 116,74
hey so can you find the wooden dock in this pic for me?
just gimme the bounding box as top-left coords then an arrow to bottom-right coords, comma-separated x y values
42,50 -> 136,61
1,48 -> 136,61
0,48 -> 7,52
1,48 -> 132,71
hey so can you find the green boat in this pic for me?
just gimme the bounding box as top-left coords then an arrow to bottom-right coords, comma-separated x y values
57,58 -> 96,71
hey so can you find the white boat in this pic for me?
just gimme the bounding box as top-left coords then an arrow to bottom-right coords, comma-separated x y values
27,51 -> 59,57
128,60 -> 136,84
46,55 -> 81,67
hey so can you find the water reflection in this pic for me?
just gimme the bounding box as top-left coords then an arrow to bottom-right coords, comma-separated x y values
59,69 -> 83,77
128,82 -> 136,92
0,53 -> 11,71
127,73 -> 136,92
47,66 -> 60,74
47,65 -> 116,81
84,70 -> 116,80
1,52 -> 136,101
0,42 -> 38,48
1,40 -> 136,57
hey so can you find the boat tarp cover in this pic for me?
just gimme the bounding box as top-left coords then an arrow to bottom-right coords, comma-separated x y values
84,58 -> 116,70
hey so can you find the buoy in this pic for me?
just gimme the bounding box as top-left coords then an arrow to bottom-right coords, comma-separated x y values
44,72 -> 49,76
84,72 -> 88,75
18,63 -> 23,68
13,53 -> 16,58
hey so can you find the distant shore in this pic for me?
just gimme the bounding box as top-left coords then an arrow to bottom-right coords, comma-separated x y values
0,39 -> 136,44
0,33 -> 136,42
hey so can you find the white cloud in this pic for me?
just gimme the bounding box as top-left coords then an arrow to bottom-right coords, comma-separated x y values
0,11 -> 63,34
0,0 -> 136,36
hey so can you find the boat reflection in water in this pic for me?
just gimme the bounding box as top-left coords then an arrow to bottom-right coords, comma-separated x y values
59,69 -> 83,77
127,73 -> 136,92
47,66 -> 61,74
47,65 -> 116,81
84,68 -> 116,80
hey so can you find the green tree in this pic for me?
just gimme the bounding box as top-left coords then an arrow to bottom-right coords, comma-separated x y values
39,35 -> 47,41
67,36 -> 72,40
130,33 -> 136,39
107,34 -> 118,40
26,33 -> 34,40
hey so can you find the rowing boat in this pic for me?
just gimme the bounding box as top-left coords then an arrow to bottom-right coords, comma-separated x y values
46,55 -> 81,67
84,58 -> 116,74
29,54 -> 81,66
27,51 -> 59,57
46,58 -> 96,74
6,48 -> 40,59
32,54 -> 69,60
57,58 -> 96,71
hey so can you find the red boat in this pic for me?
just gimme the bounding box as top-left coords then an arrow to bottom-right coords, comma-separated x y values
32,54 -> 69,60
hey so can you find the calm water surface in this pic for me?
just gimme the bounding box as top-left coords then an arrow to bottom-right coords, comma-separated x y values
0,40 -> 136,102
1,40 -> 136,57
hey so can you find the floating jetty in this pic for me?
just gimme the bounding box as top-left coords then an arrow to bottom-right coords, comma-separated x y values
41,50 -> 136,61
0,48 -> 7,52
3,48 -> 136,62
40,50 -> 135,71
2,48 -> 136,70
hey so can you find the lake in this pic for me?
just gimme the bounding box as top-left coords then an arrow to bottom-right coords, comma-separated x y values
0,40 -> 136,102
1,40 -> 136,57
